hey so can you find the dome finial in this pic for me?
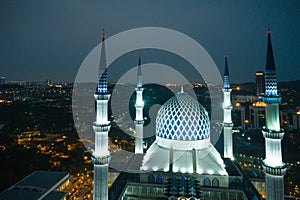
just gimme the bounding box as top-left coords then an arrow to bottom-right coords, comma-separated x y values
178,85 -> 185,94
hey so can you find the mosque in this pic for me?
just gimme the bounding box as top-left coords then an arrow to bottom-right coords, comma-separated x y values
92,29 -> 285,200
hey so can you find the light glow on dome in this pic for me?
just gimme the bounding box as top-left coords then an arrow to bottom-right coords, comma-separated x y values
181,168 -> 187,173
173,167 -> 178,172
220,171 -> 227,176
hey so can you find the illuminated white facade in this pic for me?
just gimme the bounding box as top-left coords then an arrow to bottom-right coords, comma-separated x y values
141,90 -> 228,183
223,56 -> 234,160
93,31 -> 111,200
135,57 -> 144,154
261,29 -> 286,200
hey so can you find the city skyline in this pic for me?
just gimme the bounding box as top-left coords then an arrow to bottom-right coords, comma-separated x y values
1,1 -> 300,83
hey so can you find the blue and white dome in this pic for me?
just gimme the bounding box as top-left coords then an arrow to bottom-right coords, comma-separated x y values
156,93 -> 210,141
142,92 -> 227,175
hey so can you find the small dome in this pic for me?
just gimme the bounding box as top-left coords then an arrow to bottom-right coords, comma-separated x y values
156,93 -> 210,141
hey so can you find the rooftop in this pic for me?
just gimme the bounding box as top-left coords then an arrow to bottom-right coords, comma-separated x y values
0,170 -> 70,200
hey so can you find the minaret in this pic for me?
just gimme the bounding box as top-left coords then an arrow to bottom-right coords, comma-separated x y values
223,55 -> 234,160
261,28 -> 286,200
92,29 -> 111,200
134,56 -> 144,154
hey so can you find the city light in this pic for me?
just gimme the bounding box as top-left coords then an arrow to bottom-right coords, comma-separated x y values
252,101 -> 266,107
235,102 -> 241,107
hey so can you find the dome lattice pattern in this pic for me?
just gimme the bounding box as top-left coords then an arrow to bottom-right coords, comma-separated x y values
156,94 -> 210,141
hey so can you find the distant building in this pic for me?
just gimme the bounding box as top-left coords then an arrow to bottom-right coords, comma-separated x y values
255,71 -> 264,97
0,170 -> 70,200
233,102 -> 246,130
46,80 -> 53,87
280,107 -> 300,130
249,101 -> 266,129
0,77 -> 6,85
292,110 -> 300,130
232,95 -> 258,103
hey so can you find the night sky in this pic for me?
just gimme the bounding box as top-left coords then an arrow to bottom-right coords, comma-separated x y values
1,0 -> 299,83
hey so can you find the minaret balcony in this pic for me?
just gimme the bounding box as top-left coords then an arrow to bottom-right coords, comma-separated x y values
222,88 -> 232,92
135,87 -> 144,92
223,105 -> 233,110
223,122 -> 233,127
93,122 -> 111,132
262,95 -> 282,104
262,128 -> 284,139
262,160 -> 287,176
92,154 -> 111,165
135,103 -> 144,108
134,120 -> 144,125
94,93 -> 111,101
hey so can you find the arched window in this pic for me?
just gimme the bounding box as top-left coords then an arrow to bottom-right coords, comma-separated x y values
179,176 -> 186,188
148,174 -> 155,183
180,176 -> 186,181
203,177 -> 211,187
212,178 -> 219,187
156,174 -> 163,184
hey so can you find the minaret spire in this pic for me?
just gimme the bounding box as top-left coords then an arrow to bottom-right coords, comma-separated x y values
93,29 -> 111,200
223,55 -> 230,89
222,55 -> 234,160
261,27 -> 286,200
137,56 -> 143,88
97,29 -> 108,94
264,27 -> 278,97
135,56 -> 145,154
266,28 -> 275,70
